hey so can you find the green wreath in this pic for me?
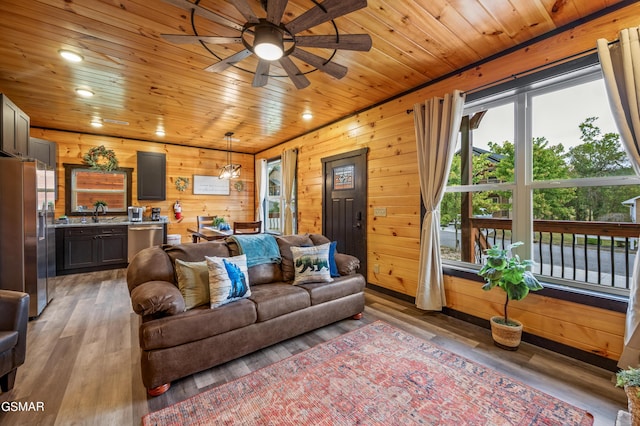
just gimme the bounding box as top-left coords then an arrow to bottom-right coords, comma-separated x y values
175,176 -> 189,192
83,145 -> 118,171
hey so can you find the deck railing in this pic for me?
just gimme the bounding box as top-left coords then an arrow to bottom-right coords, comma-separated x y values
464,218 -> 640,291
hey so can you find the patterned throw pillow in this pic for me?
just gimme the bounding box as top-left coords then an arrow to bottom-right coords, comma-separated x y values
205,254 -> 251,308
175,259 -> 210,310
290,243 -> 333,285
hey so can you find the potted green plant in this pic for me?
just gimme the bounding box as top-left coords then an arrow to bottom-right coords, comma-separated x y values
617,367 -> 640,424
212,216 -> 226,229
477,241 -> 543,350
93,200 -> 108,211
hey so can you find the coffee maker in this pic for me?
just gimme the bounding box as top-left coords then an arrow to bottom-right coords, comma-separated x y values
151,207 -> 161,221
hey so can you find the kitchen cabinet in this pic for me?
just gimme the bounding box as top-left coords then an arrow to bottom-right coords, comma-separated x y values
29,137 -> 58,199
137,151 -> 166,200
28,137 -> 57,168
56,225 -> 128,275
1,94 -> 30,157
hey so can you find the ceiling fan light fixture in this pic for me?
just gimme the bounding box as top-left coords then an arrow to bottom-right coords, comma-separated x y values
253,23 -> 284,61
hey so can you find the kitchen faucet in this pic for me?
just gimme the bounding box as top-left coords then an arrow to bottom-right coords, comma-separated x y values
92,204 -> 106,223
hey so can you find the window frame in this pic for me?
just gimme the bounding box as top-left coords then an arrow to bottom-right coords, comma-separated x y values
64,163 -> 133,216
263,157 -> 297,235
442,55 -> 640,297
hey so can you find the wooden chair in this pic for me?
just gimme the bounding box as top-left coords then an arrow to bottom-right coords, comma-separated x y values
233,221 -> 262,234
193,216 -> 216,243
197,215 -> 216,229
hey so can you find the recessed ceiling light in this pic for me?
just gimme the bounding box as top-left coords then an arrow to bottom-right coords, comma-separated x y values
90,119 -> 103,128
155,129 -> 165,137
75,88 -> 94,98
59,50 -> 83,63
302,112 -> 313,120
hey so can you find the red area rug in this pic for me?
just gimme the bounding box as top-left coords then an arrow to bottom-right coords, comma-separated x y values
143,321 -> 593,425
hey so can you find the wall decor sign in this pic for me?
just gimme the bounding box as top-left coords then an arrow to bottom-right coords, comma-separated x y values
333,165 -> 355,190
193,175 -> 230,195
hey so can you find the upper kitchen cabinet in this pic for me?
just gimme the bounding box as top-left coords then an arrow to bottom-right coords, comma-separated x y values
29,137 -> 57,168
1,94 -> 30,158
137,151 -> 166,200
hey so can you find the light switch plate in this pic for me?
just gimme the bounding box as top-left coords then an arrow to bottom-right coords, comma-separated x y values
373,207 -> 387,217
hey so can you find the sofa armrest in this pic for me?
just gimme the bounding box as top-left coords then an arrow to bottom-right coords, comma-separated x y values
334,253 -> 360,276
0,290 -> 29,365
130,281 -> 186,317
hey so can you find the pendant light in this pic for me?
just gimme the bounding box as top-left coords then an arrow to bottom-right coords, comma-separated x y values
219,132 -> 241,179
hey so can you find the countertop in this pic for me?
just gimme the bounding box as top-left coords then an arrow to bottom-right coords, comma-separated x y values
52,219 -> 168,228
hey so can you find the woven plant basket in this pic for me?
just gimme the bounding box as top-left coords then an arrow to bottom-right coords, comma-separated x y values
490,316 -> 523,350
625,385 -> 640,425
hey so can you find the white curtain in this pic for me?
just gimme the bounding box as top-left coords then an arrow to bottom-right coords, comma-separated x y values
597,27 -> 640,367
255,158 -> 267,232
413,90 -> 466,311
282,148 -> 298,235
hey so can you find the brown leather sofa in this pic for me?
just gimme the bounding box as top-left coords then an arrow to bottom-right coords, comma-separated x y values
0,290 -> 29,393
126,234 -> 366,396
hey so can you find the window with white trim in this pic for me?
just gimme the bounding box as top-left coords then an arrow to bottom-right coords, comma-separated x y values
440,57 -> 640,296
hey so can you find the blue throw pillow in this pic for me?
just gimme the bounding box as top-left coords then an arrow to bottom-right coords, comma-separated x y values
329,241 -> 340,277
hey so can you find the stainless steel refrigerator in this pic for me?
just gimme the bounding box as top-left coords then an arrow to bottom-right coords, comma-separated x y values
0,157 -> 55,317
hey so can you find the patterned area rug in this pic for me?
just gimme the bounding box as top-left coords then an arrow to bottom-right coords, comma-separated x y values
143,321 -> 593,425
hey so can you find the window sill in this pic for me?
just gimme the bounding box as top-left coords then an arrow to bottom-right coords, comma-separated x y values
442,265 -> 628,313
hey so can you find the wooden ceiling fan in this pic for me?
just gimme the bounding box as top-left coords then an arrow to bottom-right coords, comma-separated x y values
160,0 -> 372,89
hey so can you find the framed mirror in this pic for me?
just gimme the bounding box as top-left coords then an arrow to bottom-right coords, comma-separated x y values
64,164 -> 132,216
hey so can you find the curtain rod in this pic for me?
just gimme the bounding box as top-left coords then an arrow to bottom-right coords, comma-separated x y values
405,38 -> 619,115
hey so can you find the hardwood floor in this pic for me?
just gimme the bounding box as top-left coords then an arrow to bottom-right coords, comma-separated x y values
0,269 -> 627,425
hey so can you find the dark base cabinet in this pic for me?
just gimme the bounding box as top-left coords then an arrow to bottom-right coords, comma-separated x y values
56,226 -> 128,275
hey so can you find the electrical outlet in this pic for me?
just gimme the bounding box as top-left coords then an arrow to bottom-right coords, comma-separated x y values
373,207 -> 387,217
373,264 -> 380,273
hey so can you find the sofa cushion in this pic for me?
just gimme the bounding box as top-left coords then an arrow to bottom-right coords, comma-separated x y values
290,243 -> 333,285
309,234 -> 331,245
175,259 -> 210,310
130,281 -> 185,316
139,298 -> 257,350
248,284 -> 310,322
276,234 -> 314,282
206,255 -> 251,308
298,275 -> 366,305
224,238 -> 284,285
165,241 -> 230,264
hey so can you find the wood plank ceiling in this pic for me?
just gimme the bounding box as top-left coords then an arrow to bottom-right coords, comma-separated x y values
0,0 -> 626,154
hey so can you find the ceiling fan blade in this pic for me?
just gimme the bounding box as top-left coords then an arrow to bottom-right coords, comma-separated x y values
285,0 -> 368,34
278,57 -> 311,89
266,0 -> 288,25
227,0 -> 259,23
292,49 -> 348,79
161,34 -> 242,45
252,60 -> 271,87
295,34 -> 372,51
160,0 -> 244,32
204,49 -> 253,73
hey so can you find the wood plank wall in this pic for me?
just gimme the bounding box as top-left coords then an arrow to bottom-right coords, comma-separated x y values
30,129 -> 255,243
256,3 -> 640,361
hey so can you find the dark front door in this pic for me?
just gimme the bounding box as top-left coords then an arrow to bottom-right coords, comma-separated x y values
322,148 -> 368,279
